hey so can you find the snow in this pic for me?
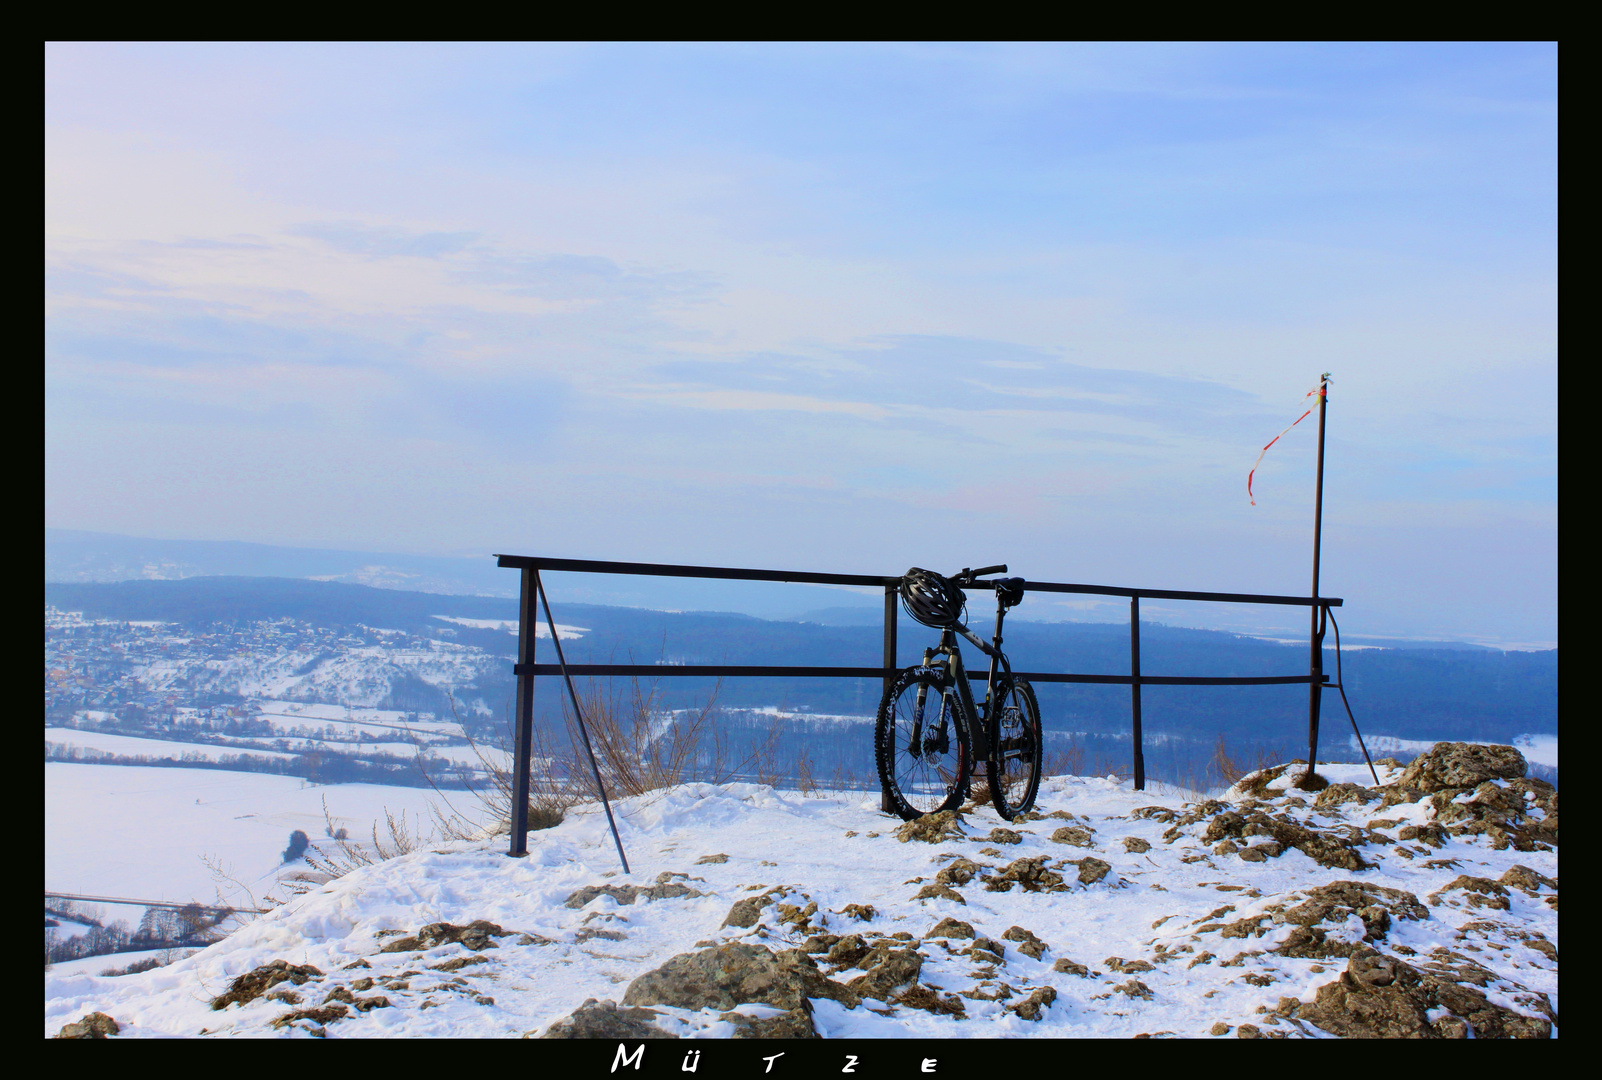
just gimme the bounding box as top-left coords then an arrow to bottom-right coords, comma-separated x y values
44,763 -> 484,907
46,728 -> 298,762
431,615 -> 587,638
45,769 -> 1558,1040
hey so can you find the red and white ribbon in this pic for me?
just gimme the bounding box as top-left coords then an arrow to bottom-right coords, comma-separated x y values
1248,379 -> 1327,506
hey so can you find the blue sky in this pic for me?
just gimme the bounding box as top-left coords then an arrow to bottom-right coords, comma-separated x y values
44,43 -> 1556,646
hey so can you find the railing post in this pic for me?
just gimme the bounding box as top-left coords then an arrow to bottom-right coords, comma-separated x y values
508,567 -> 537,856
881,582 -> 898,814
1303,376 -> 1329,787
1131,595 -> 1145,791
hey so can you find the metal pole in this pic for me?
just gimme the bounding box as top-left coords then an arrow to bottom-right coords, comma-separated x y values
1131,595 -> 1144,791
508,567 -> 537,856
882,584 -> 898,814
1302,375 -> 1329,788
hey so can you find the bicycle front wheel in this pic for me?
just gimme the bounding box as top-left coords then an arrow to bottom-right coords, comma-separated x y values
988,677 -> 1042,819
875,667 -> 972,820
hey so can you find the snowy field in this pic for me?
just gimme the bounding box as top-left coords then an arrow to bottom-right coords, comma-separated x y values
46,763 -> 1557,1040
44,764 -> 491,908
46,728 -> 299,762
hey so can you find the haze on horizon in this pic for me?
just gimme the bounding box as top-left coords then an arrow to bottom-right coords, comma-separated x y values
45,43 -> 1556,648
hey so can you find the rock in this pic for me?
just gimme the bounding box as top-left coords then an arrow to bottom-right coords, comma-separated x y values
1114,979 -> 1154,1000
1003,926 -> 1050,959
1315,783 -> 1381,809
211,960 -> 326,1010
934,857 -> 981,886
622,942 -> 860,1012
1202,808 -> 1369,871
1296,949 -> 1553,1038
846,946 -> 924,1001
894,810 -> 967,843
986,856 -> 1067,892
1051,826 -> 1096,847
1397,743 -> 1527,792
1236,1023 -> 1262,1038
1105,956 -> 1155,973
1131,806 -> 1176,822
1499,865 -> 1557,895
967,937 -> 1006,965
1053,957 -> 1091,977
799,933 -> 841,953
696,853 -> 730,864
55,1012 -> 119,1038
269,1004 -> 348,1030
722,1005 -> 819,1038
837,903 -> 876,921
1008,985 -> 1058,1020
926,917 -> 976,940
1209,1021 -> 1231,1036
563,882 -> 705,910
894,985 -> 967,1017
379,920 -> 511,953
825,934 -> 872,967
1123,836 -> 1151,853
540,998 -> 678,1039
430,954 -> 490,973
988,828 -> 1024,845
912,883 -> 966,904
1076,858 -> 1113,885
1428,876 -> 1511,911
1273,881 -> 1428,959
722,897 -> 768,928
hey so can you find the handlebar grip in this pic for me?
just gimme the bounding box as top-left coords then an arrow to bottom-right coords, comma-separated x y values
969,564 -> 1007,578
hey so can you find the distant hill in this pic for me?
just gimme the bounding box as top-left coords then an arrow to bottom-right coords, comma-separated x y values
46,576 -> 1556,749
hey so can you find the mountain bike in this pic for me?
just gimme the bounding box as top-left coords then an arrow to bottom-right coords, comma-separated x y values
874,564 -> 1042,821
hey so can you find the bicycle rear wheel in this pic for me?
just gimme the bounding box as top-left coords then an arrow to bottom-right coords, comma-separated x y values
875,667 -> 972,820
987,677 -> 1042,820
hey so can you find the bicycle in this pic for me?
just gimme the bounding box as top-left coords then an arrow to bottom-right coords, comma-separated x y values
874,564 -> 1042,821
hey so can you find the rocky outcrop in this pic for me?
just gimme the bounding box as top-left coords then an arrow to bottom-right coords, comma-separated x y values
1274,881 -> 1429,959
621,942 -> 860,1015
379,920 -> 510,953
1397,742 -> 1528,792
894,810 -> 968,843
565,876 -> 706,910
1202,809 -> 1370,871
211,960 -> 325,1010
1294,950 -> 1554,1038
55,1012 -> 119,1038
539,998 -> 678,1039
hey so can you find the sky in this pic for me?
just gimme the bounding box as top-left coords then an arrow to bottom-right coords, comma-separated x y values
44,43 -> 1557,647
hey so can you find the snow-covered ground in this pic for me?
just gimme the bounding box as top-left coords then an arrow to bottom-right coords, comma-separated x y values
46,764 -> 1557,1039
46,728 -> 299,762
44,764 -> 490,908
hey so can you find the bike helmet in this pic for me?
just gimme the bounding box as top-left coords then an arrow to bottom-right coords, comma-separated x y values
900,567 -> 968,629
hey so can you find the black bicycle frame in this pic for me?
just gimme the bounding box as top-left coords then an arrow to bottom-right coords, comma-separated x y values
922,586 -> 1014,762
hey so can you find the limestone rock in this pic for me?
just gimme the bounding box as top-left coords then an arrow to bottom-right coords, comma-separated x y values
539,998 -> 679,1039
379,920 -> 510,953
1296,950 -> 1553,1038
622,942 -> 860,1013
894,810 -> 967,843
55,1012 -> 119,1038
211,960 -> 325,1010
1397,743 -> 1527,793
1051,826 -> 1096,847
926,917 -> 976,940
1002,925 -> 1049,959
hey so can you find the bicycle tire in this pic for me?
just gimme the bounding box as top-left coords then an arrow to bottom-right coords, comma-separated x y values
875,666 -> 972,820
987,677 -> 1042,820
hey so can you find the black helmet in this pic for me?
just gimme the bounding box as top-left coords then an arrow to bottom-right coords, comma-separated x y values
900,567 -> 967,629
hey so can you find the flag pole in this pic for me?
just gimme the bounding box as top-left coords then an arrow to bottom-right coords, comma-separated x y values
1299,373 -> 1330,789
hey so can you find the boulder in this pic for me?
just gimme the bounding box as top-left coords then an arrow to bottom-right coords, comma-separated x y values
379,920 -> 509,953
55,1012 -> 119,1038
1397,743 -> 1527,793
894,811 -> 967,844
622,942 -> 860,1013
211,960 -> 325,1010
1295,950 -> 1553,1038
539,998 -> 678,1039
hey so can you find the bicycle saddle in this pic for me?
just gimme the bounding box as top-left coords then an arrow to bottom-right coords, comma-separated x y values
995,577 -> 1026,609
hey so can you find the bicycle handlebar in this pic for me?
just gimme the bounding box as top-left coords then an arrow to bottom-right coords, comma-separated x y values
952,564 -> 1007,584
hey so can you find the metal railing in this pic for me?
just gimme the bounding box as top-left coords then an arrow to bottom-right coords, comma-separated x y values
494,553 -> 1341,857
